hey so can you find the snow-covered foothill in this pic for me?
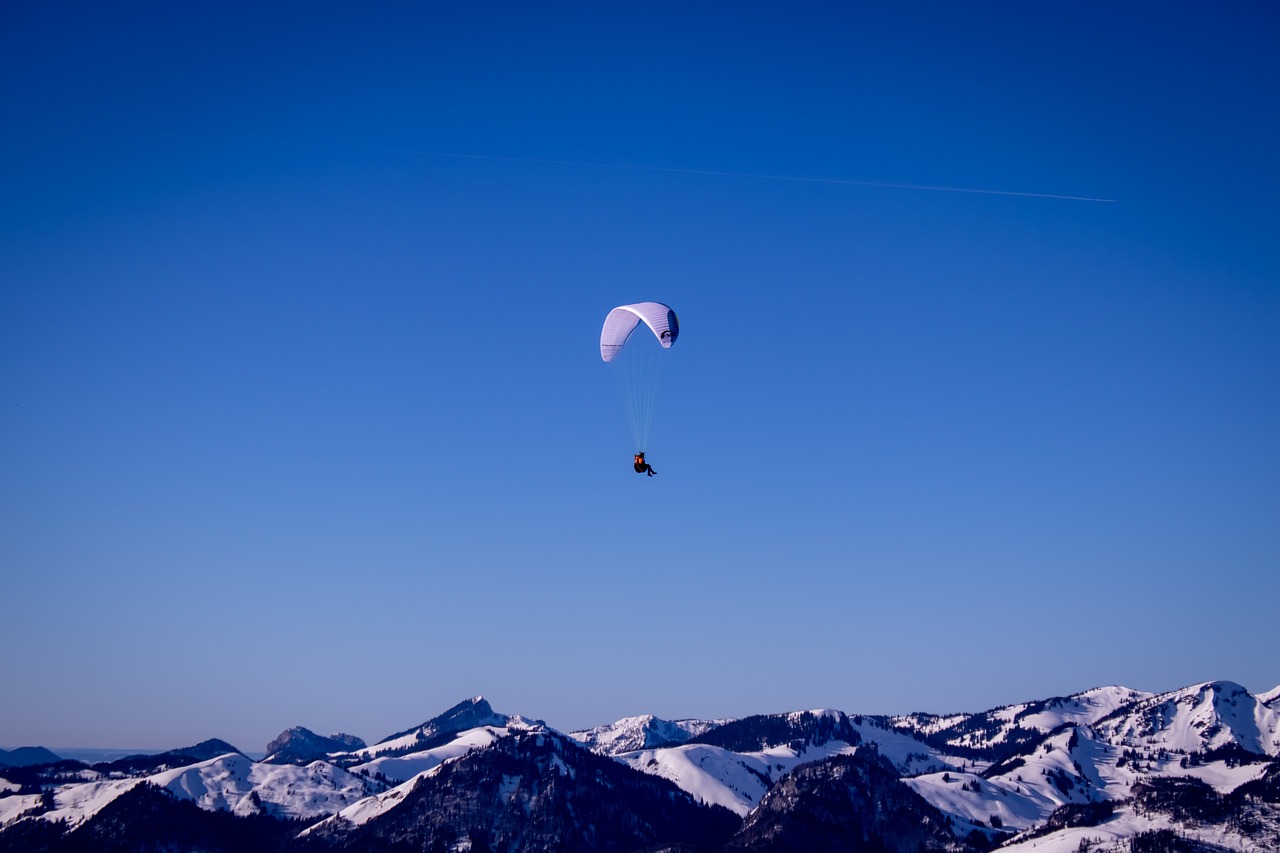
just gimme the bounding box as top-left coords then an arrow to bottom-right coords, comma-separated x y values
904,771 -> 1050,833
149,752 -> 378,819
997,801 -> 1270,853
620,734 -> 873,816
619,742 -> 773,816
40,779 -> 143,828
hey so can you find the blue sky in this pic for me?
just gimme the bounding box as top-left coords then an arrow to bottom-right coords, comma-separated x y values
2,1 -> 1277,752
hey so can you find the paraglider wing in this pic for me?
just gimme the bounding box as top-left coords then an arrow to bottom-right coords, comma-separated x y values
600,302 -> 679,362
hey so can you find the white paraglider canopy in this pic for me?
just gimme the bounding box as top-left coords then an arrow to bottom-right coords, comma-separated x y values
600,302 -> 679,363
600,302 -> 679,453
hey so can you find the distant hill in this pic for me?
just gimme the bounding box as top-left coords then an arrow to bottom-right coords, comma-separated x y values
0,747 -> 60,768
91,738 -> 244,777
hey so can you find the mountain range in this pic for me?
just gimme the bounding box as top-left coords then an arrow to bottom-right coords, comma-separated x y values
1,682 -> 1277,851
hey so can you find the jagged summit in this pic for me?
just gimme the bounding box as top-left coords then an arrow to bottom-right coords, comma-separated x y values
263,727 -> 366,765
345,696 -> 543,766
378,696 -> 504,744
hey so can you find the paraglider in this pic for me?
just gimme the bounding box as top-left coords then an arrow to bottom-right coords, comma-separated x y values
633,452 -> 656,477
601,302 -> 679,474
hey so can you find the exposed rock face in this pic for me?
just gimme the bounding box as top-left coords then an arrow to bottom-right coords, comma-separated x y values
264,728 -> 366,765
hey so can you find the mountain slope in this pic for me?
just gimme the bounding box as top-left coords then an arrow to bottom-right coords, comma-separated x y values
1092,680 -> 1280,758
148,753 -> 380,819
727,749 -> 967,852
618,708 -> 955,816
892,686 -> 1153,765
0,782 -> 306,853
303,729 -> 742,852
346,723 -> 516,783
342,696 -> 531,764
0,752 -> 384,831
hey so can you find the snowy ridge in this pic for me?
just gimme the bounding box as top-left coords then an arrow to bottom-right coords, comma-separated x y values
349,724 -> 522,782
619,743 -> 788,816
847,714 -> 958,776
898,683 -> 1280,846
1092,680 -> 1280,757
0,752 -> 383,830
345,696 -> 529,762
568,714 -> 728,756
998,806 -> 1253,853
891,686 -> 1153,759
301,764 -> 447,835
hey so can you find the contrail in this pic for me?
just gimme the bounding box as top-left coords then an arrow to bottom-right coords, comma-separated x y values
316,144 -> 1117,203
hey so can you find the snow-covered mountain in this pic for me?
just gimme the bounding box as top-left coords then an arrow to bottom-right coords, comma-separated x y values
347,721 -> 536,783
1091,679 -> 1279,758
0,751 -> 384,831
148,753 -> 379,819
898,681 -> 1280,849
302,728 -> 742,851
2,681 -> 1278,852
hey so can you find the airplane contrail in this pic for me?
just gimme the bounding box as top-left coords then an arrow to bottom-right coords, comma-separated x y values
317,144 -> 1117,203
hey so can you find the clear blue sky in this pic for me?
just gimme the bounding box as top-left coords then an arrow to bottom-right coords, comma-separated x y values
2,1 -> 1277,752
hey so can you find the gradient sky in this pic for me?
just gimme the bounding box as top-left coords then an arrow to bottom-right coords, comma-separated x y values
3,1 -> 1277,753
